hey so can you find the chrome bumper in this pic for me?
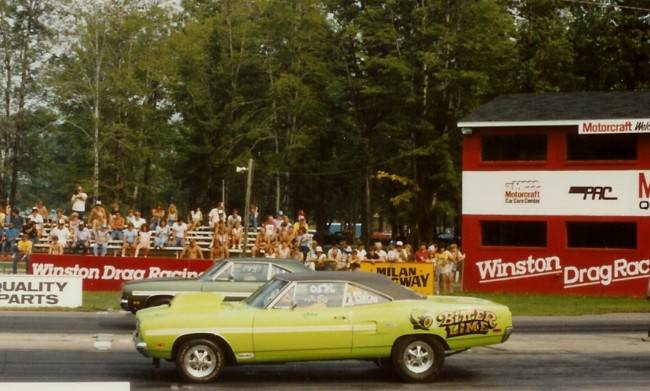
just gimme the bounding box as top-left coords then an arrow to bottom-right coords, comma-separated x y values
133,332 -> 149,357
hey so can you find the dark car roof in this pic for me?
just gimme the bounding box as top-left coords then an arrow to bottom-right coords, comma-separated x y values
277,271 -> 424,301
226,257 -> 310,273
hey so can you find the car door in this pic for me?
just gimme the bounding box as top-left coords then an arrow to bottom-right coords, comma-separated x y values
201,262 -> 269,300
252,281 -> 352,362
345,283 -> 394,356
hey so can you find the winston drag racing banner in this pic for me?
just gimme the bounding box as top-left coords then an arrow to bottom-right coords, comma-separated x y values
0,275 -> 82,307
29,254 -> 214,291
361,262 -> 435,295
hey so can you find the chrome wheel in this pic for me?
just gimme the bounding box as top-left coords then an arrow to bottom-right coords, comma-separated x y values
403,341 -> 434,374
183,344 -> 217,379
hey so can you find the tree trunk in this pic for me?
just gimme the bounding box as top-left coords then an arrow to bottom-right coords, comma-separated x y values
92,14 -> 101,202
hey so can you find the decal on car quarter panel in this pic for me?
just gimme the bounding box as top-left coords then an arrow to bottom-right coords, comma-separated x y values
409,313 -> 434,330
436,309 -> 497,338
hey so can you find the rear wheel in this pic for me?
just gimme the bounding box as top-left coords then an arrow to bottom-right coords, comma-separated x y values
176,338 -> 224,383
392,336 -> 444,382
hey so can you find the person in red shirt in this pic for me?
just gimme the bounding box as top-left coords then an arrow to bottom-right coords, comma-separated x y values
415,244 -> 429,262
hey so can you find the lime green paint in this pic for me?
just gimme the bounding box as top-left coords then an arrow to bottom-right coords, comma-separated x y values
136,292 -> 512,363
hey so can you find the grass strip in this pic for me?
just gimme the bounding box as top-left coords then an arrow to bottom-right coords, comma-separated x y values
1,291 -> 648,316
459,291 -> 649,316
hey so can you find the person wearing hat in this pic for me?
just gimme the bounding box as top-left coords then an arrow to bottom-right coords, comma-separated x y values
312,246 -> 326,270
304,245 -> 319,270
93,224 -> 111,256
50,219 -> 70,250
74,221 -> 91,254
88,200 -> 108,230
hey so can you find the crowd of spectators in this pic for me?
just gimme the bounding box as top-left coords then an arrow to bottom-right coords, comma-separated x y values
1,185 -> 466,294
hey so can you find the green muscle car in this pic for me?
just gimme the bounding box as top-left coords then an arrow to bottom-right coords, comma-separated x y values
134,271 -> 513,383
120,258 -> 310,312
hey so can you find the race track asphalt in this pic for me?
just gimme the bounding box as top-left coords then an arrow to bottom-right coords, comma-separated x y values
0,311 -> 649,390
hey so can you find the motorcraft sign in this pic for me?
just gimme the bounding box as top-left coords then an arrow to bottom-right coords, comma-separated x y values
0,275 -> 82,307
29,254 -> 214,291
463,170 -> 650,216
579,119 -> 650,134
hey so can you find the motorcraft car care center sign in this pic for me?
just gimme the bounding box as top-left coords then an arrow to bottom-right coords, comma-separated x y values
29,255 -> 214,291
0,275 -> 82,307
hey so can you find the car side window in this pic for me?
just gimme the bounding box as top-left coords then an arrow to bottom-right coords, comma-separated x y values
344,284 -> 389,307
230,263 -> 269,282
272,285 -> 296,309
293,282 -> 345,308
270,264 -> 289,279
214,262 -> 233,281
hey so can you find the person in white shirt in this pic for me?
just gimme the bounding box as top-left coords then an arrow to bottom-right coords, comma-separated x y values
189,208 -> 203,231
28,208 -> 44,236
49,220 -> 70,248
226,209 -> 242,229
356,244 -> 367,260
131,211 -> 146,230
135,224 -> 153,258
387,241 -> 408,262
208,201 -> 225,228
70,185 -> 88,220
375,242 -> 387,261
74,222 -> 91,254
172,220 -> 188,247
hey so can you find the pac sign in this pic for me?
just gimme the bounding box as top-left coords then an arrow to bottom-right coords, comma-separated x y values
568,186 -> 617,200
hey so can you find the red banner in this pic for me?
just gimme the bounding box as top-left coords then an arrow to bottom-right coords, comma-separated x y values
29,254 -> 214,291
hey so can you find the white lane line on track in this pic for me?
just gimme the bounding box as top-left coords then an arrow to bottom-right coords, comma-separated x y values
0,382 -> 130,391
0,333 -> 134,352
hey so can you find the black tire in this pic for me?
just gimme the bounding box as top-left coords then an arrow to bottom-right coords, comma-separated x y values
176,338 -> 225,383
146,296 -> 171,308
392,336 -> 444,382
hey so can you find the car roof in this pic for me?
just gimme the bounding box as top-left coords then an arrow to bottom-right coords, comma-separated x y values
226,257 -> 310,273
276,271 -> 424,301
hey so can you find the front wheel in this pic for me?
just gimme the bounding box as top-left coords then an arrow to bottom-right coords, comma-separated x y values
392,337 -> 444,382
176,339 -> 225,383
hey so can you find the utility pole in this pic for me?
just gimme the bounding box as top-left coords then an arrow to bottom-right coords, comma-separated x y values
242,158 -> 254,256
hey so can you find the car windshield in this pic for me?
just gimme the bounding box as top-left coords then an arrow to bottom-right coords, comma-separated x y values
200,261 -> 229,281
244,279 -> 289,308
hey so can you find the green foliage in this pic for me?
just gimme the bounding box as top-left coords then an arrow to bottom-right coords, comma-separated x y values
0,0 -> 645,243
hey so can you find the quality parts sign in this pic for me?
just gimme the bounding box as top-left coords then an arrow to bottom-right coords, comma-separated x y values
474,255 -> 650,296
0,275 -> 82,308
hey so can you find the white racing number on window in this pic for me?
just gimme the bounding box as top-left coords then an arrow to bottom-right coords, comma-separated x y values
232,263 -> 269,282
295,282 -> 345,308
344,285 -> 388,306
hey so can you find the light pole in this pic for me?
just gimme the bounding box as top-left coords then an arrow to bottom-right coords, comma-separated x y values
238,159 -> 254,256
